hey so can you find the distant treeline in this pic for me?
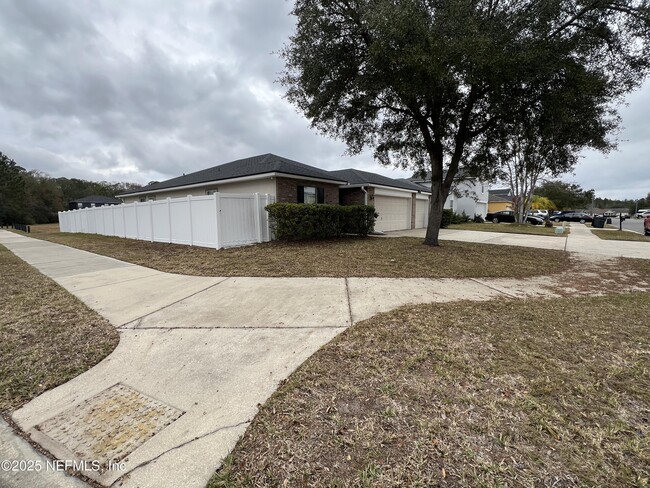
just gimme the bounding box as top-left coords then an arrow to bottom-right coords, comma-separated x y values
1,151 -> 141,225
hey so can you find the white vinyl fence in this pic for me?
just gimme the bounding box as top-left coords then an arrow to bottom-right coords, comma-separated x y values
58,193 -> 276,249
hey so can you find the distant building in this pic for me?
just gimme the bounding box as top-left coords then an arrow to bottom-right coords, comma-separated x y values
68,195 -> 123,210
488,188 -> 513,213
409,171 -> 489,218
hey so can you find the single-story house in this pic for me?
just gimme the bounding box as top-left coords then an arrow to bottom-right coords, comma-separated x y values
329,168 -> 431,231
409,171 -> 489,218
117,153 -> 432,232
488,188 -> 513,213
68,195 -> 123,210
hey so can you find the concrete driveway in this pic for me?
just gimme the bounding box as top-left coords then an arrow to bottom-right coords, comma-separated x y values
391,223 -> 650,259
1,227 -> 648,488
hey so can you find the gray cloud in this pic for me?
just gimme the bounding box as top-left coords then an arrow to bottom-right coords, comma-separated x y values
0,0 -> 647,198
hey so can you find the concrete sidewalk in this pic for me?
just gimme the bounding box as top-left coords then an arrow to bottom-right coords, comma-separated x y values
1,229 -> 648,488
390,225 -> 650,259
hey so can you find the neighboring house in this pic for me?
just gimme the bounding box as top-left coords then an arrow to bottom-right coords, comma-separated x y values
68,195 -> 123,210
409,171 -> 489,218
488,188 -> 513,213
117,154 -> 347,205
329,169 -> 431,232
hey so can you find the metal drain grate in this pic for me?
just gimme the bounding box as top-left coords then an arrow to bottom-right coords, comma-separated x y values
35,383 -> 183,470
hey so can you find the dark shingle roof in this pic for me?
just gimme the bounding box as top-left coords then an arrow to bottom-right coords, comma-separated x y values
489,189 -> 512,202
488,188 -> 512,202
119,153 -> 346,195
403,180 -> 431,192
329,169 -> 430,192
70,195 -> 123,204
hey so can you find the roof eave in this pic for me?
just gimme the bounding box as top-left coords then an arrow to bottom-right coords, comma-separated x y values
116,171 -> 347,198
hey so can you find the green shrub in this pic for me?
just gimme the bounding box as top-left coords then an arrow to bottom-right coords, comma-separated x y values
265,203 -> 377,240
451,211 -> 470,224
473,214 -> 485,223
440,209 -> 453,228
442,210 -> 472,227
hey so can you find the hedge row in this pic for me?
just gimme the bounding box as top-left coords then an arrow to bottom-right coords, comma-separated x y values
265,203 -> 377,240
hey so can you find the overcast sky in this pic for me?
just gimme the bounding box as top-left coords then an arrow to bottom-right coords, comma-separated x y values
1,1 -> 648,199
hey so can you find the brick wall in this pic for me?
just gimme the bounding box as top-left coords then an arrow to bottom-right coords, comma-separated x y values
275,177 -> 340,204
339,188 -> 367,205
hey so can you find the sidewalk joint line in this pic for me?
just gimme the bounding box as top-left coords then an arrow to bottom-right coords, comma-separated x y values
469,278 -> 518,298
111,420 -> 251,485
344,277 -> 354,325
118,277 -> 231,329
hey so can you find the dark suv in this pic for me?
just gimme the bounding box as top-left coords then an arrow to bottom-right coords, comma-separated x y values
552,212 -> 593,224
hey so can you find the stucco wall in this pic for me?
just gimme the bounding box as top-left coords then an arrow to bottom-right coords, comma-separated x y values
121,177 -> 277,204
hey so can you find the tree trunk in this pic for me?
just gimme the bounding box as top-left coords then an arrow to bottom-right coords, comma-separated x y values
423,180 -> 449,246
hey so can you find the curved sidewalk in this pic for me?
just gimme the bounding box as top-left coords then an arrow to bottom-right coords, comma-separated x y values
1,229 -> 648,488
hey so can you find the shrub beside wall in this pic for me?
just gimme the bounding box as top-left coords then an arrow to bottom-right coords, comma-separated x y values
441,209 -> 473,228
265,203 -> 377,240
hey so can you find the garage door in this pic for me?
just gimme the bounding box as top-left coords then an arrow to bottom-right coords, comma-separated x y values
415,199 -> 428,229
374,195 -> 411,232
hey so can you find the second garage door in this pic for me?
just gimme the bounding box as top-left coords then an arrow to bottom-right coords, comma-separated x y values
373,195 -> 411,232
414,198 -> 428,229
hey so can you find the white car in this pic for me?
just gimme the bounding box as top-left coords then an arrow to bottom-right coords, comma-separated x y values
528,209 -> 549,218
636,209 -> 650,218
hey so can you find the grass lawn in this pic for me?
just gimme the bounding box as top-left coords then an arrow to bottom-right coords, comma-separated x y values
212,293 -> 650,487
449,222 -> 568,236
592,229 -> 650,242
11,224 -> 570,279
0,244 -> 119,412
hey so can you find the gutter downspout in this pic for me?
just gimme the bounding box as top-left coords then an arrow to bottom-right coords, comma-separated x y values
360,186 -> 368,205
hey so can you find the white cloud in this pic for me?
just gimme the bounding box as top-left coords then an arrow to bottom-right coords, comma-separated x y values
0,0 -> 646,195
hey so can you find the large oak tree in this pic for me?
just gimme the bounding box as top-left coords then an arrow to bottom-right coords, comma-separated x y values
280,0 -> 650,245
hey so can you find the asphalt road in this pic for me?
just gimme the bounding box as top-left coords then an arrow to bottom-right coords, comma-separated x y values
611,217 -> 645,234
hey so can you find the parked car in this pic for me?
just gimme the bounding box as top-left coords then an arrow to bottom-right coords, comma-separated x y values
645,215 -> 650,236
528,209 -> 549,218
551,210 -> 576,218
552,212 -> 593,224
486,210 -> 544,225
635,209 -> 650,218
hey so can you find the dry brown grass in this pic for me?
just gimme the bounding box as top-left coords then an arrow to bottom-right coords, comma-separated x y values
14,225 -> 570,279
210,293 -> 650,487
592,229 -> 650,242
0,244 -> 119,412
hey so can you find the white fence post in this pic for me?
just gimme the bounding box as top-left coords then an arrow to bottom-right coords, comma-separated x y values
214,193 -> 222,249
111,205 -> 116,236
187,195 -> 194,246
121,205 -> 126,238
264,193 -> 271,242
254,193 -> 262,243
167,198 -> 172,243
149,200 -> 154,242
134,203 -> 140,239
